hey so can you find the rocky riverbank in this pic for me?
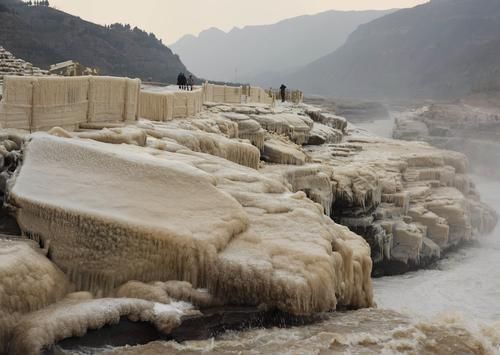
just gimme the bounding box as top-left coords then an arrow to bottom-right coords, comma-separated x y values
0,99 -> 497,353
394,91 -> 500,178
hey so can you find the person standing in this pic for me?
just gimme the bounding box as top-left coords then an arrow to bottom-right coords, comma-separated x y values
187,75 -> 194,91
181,73 -> 187,90
280,84 -> 287,102
177,72 -> 183,89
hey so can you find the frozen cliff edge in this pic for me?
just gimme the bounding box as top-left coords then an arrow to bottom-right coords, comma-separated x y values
1,97 -> 498,352
8,133 -> 373,313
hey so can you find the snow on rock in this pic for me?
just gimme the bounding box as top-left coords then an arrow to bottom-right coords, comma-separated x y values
251,113 -> 313,145
9,133 -> 374,315
116,280 -> 223,309
220,112 -> 266,150
49,126 -> 148,146
145,126 -> 260,169
192,117 -> 239,138
261,164 -> 334,216
0,239 -> 69,353
305,109 -> 347,133
262,136 -> 309,166
307,123 -> 343,145
11,134 -> 249,295
304,135 -> 498,274
7,298 -> 196,355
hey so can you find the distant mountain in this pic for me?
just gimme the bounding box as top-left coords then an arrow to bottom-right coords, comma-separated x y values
170,9 -> 395,85
289,0 -> 500,100
0,0 -> 190,83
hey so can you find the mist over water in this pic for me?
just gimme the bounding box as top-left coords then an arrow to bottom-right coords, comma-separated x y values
368,112 -> 500,323
351,115 -> 396,139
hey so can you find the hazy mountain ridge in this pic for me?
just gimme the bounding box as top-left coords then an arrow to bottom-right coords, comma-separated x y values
170,9 -> 395,84
0,0 -> 190,83
289,0 -> 500,100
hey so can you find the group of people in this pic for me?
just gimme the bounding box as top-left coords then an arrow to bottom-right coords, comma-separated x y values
176,75 -> 287,102
177,72 -> 194,91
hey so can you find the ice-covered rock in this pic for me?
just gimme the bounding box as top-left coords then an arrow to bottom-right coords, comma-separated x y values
307,123 -> 343,145
9,133 -> 373,315
145,126 -> 260,169
251,113 -> 313,145
303,134 -> 497,274
261,164 -> 334,216
262,137 -> 309,166
221,112 -> 266,150
306,109 -> 347,133
394,98 -> 500,178
7,298 -> 195,355
0,239 -> 69,353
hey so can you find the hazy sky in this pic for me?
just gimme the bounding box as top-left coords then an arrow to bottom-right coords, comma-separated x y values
49,0 -> 428,44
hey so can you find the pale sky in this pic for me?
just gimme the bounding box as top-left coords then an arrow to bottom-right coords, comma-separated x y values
49,0 -> 428,44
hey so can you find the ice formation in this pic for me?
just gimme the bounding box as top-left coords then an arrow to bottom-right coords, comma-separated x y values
145,126 -> 260,169
0,239 -> 69,353
220,112 -> 266,150
9,133 -> 373,315
140,88 -> 204,121
394,98 -> 500,178
303,135 -> 498,272
251,113 -> 313,145
203,84 -> 244,104
0,76 -> 141,131
2,84 -> 498,352
49,127 -> 148,146
116,280 -> 222,309
262,164 -> 335,216
307,123 -> 343,145
0,76 -> 34,130
87,76 -> 141,123
305,108 -> 347,133
11,134 -> 249,294
7,298 -> 195,355
262,136 -> 309,166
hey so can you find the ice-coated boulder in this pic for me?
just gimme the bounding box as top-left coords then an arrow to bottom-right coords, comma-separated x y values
251,113 -> 313,145
262,137 -> 309,165
0,239 -> 69,353
307,123 -> 343,145
10,133 -> 374,316
8,298 -> 195,355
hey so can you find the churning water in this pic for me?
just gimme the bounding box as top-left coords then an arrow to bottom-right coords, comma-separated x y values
374,175 -> 500,323
74,119 -> 500,355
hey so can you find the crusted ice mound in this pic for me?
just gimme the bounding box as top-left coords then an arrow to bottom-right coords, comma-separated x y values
8,298 -> 195,355
0,239 -> 69,353
10,134 -> 373,315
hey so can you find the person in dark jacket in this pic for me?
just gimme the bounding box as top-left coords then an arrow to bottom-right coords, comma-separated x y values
280,84 -> 287,102
177,72 -> 183,89
187,75 -> 194,91
182,73 -> 187,90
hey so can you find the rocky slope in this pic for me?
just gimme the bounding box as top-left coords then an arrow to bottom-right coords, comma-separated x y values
170,9 -> 394,84
290,0 -> 500,100
0,0 -> 190,83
